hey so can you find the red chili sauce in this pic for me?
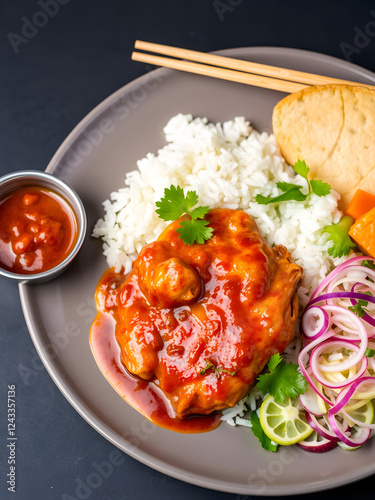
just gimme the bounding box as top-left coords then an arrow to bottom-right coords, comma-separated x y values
0,186 -> 78,274
90,268 -> 221,433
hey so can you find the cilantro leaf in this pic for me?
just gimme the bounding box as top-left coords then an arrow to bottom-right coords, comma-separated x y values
276,181 -> 302,192
293,159 -> 310,180
250,412 -> 278,452
156,185 -> 213,245
310,179 -> 331,197
348,291 -> 372,318
267,352 -> 283,372
257,353 -> 307,403
361,260 -> 375,283
323,215 -> 356,258
255,186 -> 307,205
155,185 -> 198,221
362,259 -> 375,271
255,159 -> 331,206
348,300 -> 369,318
177,219 -> 213,245
190,205 -> 210,220
184,189 -> 199,210
269,364 -> 308,402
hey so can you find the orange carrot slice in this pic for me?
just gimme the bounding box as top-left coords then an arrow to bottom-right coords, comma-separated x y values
349,206 -> 375,257
345,190 -> 375,220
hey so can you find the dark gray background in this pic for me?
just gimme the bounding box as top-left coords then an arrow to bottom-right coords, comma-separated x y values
1,1 -> 375,499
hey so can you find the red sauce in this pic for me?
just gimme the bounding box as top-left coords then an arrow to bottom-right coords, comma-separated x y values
0,186 -> 78,274
90,268 -> 221,433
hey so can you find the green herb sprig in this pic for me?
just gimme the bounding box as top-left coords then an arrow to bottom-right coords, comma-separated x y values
155,185 -> 213,245
250,412 -> 278,452
250,353 -> 307,451
348,291 -> 373,318
365,347 -> 375,357
256,353 -> 307,403
362,260 -> 375,271
199,360 -> 236,379
322,215 -> 356,258
255,160 -> 331,205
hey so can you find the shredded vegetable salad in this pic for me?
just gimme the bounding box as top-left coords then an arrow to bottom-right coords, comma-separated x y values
227,256 -> 375,453
298,256 -> 375,451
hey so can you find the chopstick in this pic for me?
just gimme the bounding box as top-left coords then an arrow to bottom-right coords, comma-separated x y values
131,51 -> 306,93
132,40 -> 375,93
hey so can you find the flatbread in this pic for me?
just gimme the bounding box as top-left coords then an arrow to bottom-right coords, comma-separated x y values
272,84 -> 375,210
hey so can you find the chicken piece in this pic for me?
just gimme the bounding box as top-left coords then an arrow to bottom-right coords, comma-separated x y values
113,209 -> 302,418
139,256 -> 201,307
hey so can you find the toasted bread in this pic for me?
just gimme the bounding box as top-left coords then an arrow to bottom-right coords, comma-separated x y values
272,84 -> 375,210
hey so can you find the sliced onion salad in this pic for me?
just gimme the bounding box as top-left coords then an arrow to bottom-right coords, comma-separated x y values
297,431 -> 338,453
298,256 -> 375,451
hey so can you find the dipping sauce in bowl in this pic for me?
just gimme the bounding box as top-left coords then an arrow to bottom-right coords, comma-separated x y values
0,186 -> 78,274
0,170 -> 86,283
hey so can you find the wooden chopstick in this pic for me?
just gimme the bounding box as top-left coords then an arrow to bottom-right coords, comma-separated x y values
131,52 -> 307,93
132,40 -> 375,92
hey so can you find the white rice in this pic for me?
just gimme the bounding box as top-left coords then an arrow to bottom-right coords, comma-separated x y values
93,113 -> 344,307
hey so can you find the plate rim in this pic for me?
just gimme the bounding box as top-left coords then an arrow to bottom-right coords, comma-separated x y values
19,46 -> 375,496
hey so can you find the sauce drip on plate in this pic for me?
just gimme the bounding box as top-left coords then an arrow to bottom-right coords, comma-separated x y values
90,268 -> 221,433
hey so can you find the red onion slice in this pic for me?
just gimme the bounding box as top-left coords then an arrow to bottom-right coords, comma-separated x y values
310,257 -> 374,300
309,340 -> 368,389
341,408 -> 375,430
328,413 -> 371,447
298,349 -> 334,406
306,412 -> 340,442
310,291 -> 375,308
301,306 -> 330,341
328,376 -> 375,414
297,431 -> 337,453
299,381 -> 326,416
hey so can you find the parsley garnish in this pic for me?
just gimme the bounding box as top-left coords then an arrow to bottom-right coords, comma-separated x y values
250,411 -> 278,452
361,260 -> 375,283
255,160 -> 331,205
155,185 -> 213,245
348,291 -> 373,317
362,260 -> 375,271
199,360 -> 236,378
365,347 -> 375,357
256,353 -> 307,403
322,215 -> 356,258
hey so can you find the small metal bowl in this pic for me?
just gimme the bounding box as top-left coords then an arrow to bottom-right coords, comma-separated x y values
0,170 -> 87,284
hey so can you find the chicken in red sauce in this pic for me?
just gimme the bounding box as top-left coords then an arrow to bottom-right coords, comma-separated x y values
95,208 -> 303,419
